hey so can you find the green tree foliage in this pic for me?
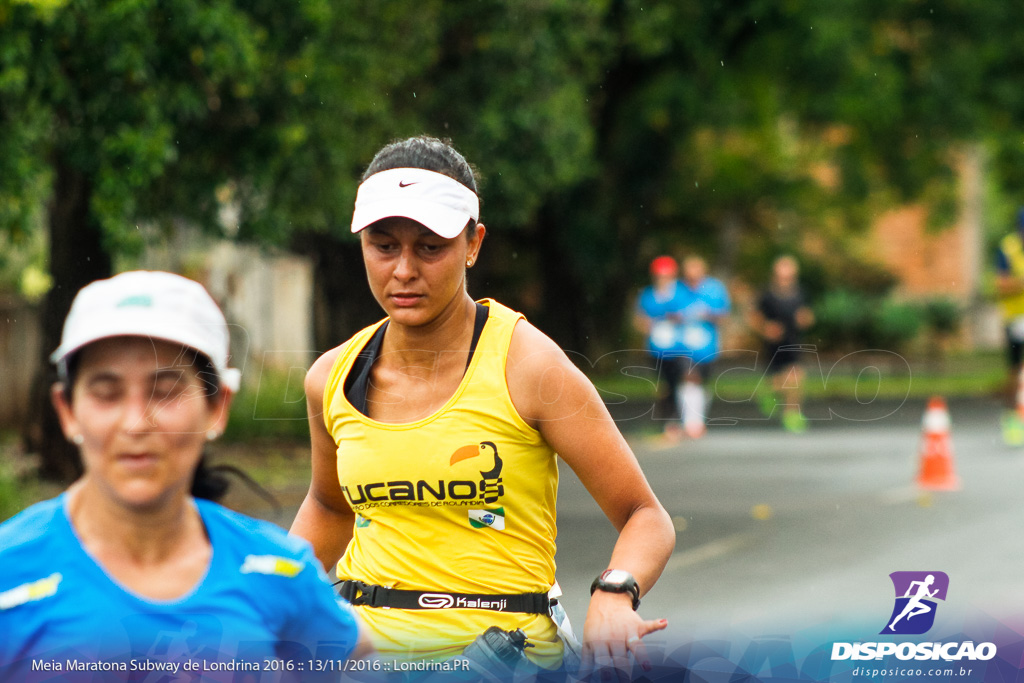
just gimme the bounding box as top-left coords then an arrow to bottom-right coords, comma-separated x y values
290,0 -> 614,348
0,0 -> 613,476
5,0 -> 1024,476
498,0 -> 1024,353
811,291 -> 925,354
0,0 -> 378,477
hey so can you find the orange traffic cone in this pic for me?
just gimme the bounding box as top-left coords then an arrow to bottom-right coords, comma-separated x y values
916,396 -> 961,491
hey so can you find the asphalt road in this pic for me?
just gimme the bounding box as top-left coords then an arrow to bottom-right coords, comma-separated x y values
552,395 -> 1024,650
249,394 -> 1023,665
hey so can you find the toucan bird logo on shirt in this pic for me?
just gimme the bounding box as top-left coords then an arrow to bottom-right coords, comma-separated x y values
340,441 -> 505,509
449,441 -> 504,504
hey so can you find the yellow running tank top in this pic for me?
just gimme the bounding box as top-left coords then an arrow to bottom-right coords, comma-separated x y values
1000,232 -> 1024,320
323,299 -> 562,667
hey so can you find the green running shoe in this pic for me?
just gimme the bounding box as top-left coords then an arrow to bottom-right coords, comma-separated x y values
1001,411 -> 1024,447
782,410 -> 808,434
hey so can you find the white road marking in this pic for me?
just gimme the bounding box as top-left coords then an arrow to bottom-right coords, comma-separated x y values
877,485 -> 922,505
664,532 -> 753,572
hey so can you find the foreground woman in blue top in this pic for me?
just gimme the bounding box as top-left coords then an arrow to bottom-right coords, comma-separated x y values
0,271 -> 366,682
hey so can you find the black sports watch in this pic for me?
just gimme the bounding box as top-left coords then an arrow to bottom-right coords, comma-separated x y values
590,569 -> 641,610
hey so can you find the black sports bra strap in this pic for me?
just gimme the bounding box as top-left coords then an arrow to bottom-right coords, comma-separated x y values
343,321 -> 388,417
344,302 -> 490,417
468,301 -> 488,370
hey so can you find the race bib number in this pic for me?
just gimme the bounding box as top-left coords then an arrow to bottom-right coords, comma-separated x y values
682,323 -> 711,352
651,320 -> 677,351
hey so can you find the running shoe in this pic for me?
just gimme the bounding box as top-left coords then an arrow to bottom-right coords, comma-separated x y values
782,410 -> 808,434
662,423 -> 685,443
1001,410 -> 1024,447
684,420 -> 706,439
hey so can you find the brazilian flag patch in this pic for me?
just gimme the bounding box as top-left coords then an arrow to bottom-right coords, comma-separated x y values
468,508 -> 505,530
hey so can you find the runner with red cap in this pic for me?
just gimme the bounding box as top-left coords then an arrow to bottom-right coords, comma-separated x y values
634,255 -> 689,440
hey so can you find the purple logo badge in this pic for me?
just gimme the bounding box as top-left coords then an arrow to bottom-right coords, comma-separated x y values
880,571 -> 949,635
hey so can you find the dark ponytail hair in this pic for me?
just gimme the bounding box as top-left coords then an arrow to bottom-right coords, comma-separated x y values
363,135 -> 482,236
190,454 -> 231,500
191,453 -> 279,514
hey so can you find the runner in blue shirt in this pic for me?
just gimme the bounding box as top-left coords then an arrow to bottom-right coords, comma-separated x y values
676,255 -> 731,438
634,256 -> 690,440
0,271 -> 366,682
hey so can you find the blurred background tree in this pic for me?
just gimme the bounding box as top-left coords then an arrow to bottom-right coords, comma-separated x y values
0,0 -> 395,477
3,0 -> 1024,479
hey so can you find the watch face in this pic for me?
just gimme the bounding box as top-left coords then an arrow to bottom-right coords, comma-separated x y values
602,569 -> 631,586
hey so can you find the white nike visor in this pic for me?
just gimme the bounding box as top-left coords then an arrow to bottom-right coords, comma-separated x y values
351,167 -> 480,239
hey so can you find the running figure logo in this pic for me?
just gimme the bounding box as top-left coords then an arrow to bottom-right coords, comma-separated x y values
880,571 -> 949,635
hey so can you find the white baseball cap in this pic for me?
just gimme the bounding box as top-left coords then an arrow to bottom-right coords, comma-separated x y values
350,167 -> 479,239
50,271 -> 241,392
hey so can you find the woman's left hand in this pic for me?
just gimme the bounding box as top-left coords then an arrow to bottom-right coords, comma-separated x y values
580,590 -> 667,682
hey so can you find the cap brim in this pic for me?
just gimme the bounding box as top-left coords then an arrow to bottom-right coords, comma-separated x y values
351,198 -> 471,239
50,310 -> 237,391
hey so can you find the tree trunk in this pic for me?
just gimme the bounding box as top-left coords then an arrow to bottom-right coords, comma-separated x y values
532,204 -> 589,354
26,160 -> 111,481
716,208 -> 744,279
291,231 -> 380,353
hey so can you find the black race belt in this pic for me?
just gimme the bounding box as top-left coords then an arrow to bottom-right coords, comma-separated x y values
337,580 -> 551,614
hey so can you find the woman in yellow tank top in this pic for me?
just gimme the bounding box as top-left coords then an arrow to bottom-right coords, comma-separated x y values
290,136 -> 675,678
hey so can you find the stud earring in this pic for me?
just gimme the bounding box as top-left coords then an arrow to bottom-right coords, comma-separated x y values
466,259 -> 473,268
206,430 -> 220,442
70,434 -> 84,446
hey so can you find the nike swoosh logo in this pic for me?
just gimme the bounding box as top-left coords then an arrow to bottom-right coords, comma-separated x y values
398,181 -> 418,187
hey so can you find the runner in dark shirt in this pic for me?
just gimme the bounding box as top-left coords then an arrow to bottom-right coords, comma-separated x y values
750,255 -> 815,433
